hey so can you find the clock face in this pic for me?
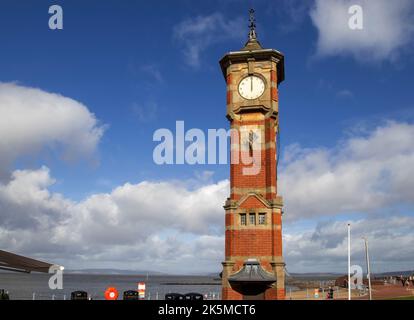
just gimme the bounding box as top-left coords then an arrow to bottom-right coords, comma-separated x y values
238,75 -> 265,100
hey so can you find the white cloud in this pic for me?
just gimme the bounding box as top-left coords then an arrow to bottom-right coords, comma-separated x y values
2,163 -> 413,273
310,0 -> 414,62
173,13 -> 244,68
280,121 -> 414,220
0,166 -> 71,231
1,117 -> 414,273
0,167 -> 228,273
0,82 -> 104,176
284,216 -> 414,273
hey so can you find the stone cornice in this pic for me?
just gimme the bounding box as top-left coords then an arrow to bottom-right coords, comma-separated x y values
220,49 -> 285,84
223,193 -> 283,210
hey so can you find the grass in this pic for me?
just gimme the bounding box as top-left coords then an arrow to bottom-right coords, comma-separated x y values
389,295 -> 414,300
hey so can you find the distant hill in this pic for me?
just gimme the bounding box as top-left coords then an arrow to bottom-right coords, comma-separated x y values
206,271 -> 399,279
290,270 -> 414,279
289,273 -> 342,277
4,268 -> 410,277
65,269 -> 165,275
374,270 -> 414,277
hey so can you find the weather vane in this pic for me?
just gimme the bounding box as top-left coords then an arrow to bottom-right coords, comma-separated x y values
248,8 -> 257,40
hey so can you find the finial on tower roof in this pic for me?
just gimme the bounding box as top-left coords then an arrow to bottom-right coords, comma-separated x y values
248,8 -> 257,40
242,8 -> 263,51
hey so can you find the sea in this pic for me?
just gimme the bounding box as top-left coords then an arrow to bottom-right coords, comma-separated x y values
0,273 -> 222,300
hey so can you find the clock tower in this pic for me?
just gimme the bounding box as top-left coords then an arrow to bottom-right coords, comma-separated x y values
220,9 -> 285,300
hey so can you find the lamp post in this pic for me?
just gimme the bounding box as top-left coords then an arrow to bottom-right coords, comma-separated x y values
348,223 -> 351,300
362,237 -> 373,300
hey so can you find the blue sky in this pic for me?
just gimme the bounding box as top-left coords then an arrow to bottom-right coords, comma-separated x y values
1,0 -> 414,274
0,0 -> 412,195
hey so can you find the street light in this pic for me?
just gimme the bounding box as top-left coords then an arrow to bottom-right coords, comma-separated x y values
348,223 -> 351,300
362,237 -> 373,300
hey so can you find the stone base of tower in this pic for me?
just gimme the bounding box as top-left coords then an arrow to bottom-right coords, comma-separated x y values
222,287 -> 243,300
222,287 -> 285,300
221,260 -> 286,300
264,288 -> 285,300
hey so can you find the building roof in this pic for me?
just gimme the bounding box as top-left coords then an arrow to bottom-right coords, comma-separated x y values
228,259 -> 276,284
0,249 -> 61,273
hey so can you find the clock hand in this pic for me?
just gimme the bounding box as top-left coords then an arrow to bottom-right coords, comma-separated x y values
250,77 -> 253,92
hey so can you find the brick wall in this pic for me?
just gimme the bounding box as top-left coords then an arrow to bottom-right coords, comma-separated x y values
222,60 -> 285,300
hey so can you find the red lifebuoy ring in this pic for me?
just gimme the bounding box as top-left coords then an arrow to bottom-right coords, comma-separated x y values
104,287 -> 119,300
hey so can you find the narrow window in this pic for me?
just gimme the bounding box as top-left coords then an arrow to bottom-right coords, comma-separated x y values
249,213 -> 256,225
240,214 -> 247,226
259,213 -> 266,225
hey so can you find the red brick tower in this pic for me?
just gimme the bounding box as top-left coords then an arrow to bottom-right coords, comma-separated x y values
220,9 -> 285,300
